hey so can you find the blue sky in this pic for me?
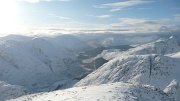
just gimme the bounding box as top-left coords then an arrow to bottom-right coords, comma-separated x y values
0,0 -> 180,34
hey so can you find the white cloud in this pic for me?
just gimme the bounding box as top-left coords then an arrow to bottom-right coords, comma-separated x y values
137,7 -> 152,10
174,14 -> 180,22
18,0 -> 71,3
174,14 -> 180,17
103,18 -> 177,33
41,17 -> 179,34
89,14 -> 113,19
49,14 -> 72,20
97,15 -> 112,18
94,0 -> 154,12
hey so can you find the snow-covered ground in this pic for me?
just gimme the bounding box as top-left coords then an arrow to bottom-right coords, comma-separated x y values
7,82 -> 173,101
0,34 -> 179,101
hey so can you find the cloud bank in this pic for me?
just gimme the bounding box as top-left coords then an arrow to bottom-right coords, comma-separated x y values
94,0 -> 154,12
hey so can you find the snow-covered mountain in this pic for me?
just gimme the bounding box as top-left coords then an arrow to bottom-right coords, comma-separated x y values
100,36 -> 180,60
0,34 -> 179,101
75,55 -> 180,89
75,36 -> 180,85
0,35 -> 89,92
7,82 -> 173,101
75,36 -> 180,100
126,36 -> 180,55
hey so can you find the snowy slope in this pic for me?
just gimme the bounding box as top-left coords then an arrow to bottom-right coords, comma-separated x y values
0,81 -> 29,101
7,82 -> 173,101
100,36 -> 180,60
0,39 -> 61,91
126,36 -> 180,55
0,34 -> 179,101
75,54 -> 180,90
0,36 -> 88,92
26,37 -> 86,78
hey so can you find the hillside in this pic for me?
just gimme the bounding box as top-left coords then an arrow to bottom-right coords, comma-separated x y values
0,35 -> 89,92
0,34 -> 179,101
7,82 -> 173,101
75,55 -> 180,90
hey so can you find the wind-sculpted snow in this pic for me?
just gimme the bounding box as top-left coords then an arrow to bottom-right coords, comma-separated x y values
7,82 -> 173,101
0,81 -> 29,101
75,54 -> 180,90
